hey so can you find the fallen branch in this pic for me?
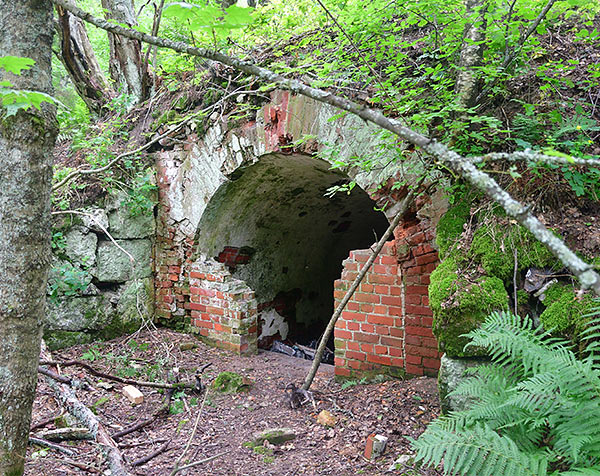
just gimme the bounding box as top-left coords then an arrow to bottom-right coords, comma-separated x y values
30,413 -> 62,432
172,451 -> 228,473
471,151 -> 600,167
131,439 -> 172,467
38,366 -> 72,385
39,343 -> 130,476
302,190 -> 416,391
51,0 -> 600,296
29,436 -> 76,456
62,459 -> 102,474
39,359 -> 200,391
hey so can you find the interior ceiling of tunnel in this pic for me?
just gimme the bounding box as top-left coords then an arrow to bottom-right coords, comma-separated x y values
195,153 -> 389,342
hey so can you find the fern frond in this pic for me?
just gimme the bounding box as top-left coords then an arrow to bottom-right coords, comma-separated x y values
413,423 -> 548,476
559,466 -> 600,475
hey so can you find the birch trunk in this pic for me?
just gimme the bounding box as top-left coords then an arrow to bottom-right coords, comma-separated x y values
0,1 -> 56,474
101,0 -> 150,103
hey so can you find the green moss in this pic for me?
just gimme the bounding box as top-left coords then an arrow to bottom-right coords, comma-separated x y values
435,198 -> 471,259
539,284 -> 596,339
212,371 -> 251,393
470,223 -> 557,281
44,330 -> 95,350
430,258 -> 509,357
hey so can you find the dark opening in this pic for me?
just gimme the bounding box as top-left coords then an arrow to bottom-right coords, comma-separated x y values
195,153 -> 389,350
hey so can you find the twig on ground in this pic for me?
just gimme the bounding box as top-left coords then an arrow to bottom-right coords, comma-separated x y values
30,413 -> 62,432
173,451 -> 228,473
61,459 -> 102,474
39,359 -> 200,391
28,436 -> 76,456
131,439 -> 172,467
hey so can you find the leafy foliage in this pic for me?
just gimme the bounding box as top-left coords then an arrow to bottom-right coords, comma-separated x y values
412,308 -> 600,476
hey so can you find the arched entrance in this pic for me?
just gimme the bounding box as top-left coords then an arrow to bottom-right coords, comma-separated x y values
193,153 -> 389,349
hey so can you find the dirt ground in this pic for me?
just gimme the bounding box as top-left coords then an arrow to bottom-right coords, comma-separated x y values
27,329 -> 441,476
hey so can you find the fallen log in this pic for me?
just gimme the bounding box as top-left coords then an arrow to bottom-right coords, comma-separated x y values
39,342 -> 130,476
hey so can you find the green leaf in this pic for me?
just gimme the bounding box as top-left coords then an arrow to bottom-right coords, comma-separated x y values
0,56 -> 35,75
224,5 -> 254,28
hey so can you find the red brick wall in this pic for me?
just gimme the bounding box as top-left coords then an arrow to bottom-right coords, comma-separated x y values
189,261 -> 258,354
395,221 -> 442,376
333,243 -> 405,378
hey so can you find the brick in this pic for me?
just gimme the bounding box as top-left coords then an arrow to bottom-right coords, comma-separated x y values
405,305 -> 433,316
335,367 -> 351,377
355,333 -> 379,343
368,274 -> 395,285
335,357 -> 346,367
406,354 -> 422,365
367,315 -> 394,326
423,357 -> 441,370
366,354 -> 392,366
381,336 -> 403,347
347,302 -> 360,311
374,285 -> 390,295
416,253 -> 438,266
375,345 -> 388,355
348,359 -> 361,369
373,305 -> 388,315
388,306 -> 402,317
361,283 -> 374,293
391,357 -> 404,367
390,327 -> 404,337
360,303 -> 374,313
189,271 -> 206,279
361,324 -> 375,333
375,326 -> 390,336
406,326 -> 434,337
360,343 -> 374,353
190,287 -> 216,297
188,303 -> 206,312
335,320 -> 346,330
169,274 -> 179,281
355,293 -> 380,304
347,341 -> 360,351
352,251 -> 370,263
381,296 -> 402,307
346,351 -> 367,361
380,255 -> 397,265
389,286 -> 402,296
347,321 -> 360,331
405,335 -> 422,346
406,294 -> 422,305
341,311 -> 366,322
389,347 -> 403,357
406,285 -> 428,296
335,330 -> 353,340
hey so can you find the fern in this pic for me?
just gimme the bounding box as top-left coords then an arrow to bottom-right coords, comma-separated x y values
413,306 -> 600,476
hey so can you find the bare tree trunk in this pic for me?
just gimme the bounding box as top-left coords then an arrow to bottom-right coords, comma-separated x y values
101,0 -> 150,103
0,1 -> 56,474
454,0 -> 487,109
56,0 -> 115,115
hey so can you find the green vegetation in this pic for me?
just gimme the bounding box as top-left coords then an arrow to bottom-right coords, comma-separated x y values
412,308 -> 600,476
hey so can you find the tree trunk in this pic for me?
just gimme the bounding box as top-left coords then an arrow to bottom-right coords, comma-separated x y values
101,0 -> 150,103
454,0 -> 487,108
0,1 -> 57,475
56,0 -> 115,115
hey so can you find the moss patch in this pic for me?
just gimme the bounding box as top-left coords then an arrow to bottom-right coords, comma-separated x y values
430,258 -> 509,357
470,223 -> 557,281
435,198 -> 471,259
212,371 -> 251,393
539,284 -> 596,340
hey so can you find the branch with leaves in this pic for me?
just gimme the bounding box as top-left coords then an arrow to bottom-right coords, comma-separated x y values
50,0 -> 600,295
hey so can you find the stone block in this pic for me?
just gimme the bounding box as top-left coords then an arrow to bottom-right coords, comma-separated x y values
438,354 -> 489,414
96,239 -> 152,282
64,226 -> 98,266
107,190 -> 156,239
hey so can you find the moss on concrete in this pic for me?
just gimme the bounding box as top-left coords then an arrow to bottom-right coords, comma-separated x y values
430,258 -> 509,357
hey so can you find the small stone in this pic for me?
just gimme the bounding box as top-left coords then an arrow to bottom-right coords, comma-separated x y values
122,385 -> 144,404
97,381 -> 113,390
251,428 -> 296,446
389,454 -> 412,471
316,410 -> 336,427
180,342 -> 198,351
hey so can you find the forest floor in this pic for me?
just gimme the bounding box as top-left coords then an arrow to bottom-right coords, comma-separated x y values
27,328 -> 441,476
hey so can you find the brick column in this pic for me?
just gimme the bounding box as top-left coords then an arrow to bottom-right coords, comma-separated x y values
333,243 -> 405,378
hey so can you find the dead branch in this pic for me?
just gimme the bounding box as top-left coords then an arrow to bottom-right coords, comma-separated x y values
172,451 -> 228,473
302,191 -> 416,390
62,459 -> 102,474
50,0 -> 600,295
472,151 -> 600,167
28,436 -> 76,456
37,427 -> 92,442
39,359 -> 200,391
38,366 -> 72,385
39,343 -> 130,476
131,439 -> 172,467
30,413 -> 62,432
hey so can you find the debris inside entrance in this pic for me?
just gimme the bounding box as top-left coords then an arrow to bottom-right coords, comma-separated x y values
270,340 -> 335,364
